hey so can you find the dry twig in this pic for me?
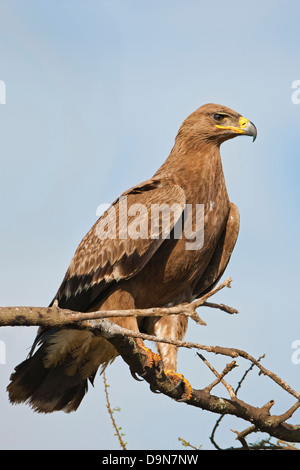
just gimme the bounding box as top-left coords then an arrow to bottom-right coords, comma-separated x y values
103,371 -> 127,450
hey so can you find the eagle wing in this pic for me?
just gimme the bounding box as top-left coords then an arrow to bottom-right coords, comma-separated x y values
53,179 -> 186,312
192,202 -> 240,299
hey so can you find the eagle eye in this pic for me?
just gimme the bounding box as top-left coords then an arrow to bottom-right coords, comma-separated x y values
213,113 -> 226,122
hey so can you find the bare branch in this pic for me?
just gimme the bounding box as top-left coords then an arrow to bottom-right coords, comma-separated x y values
1,277 -> 300,445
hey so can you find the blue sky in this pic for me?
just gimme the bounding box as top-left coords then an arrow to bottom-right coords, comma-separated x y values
0,0 -> 300,450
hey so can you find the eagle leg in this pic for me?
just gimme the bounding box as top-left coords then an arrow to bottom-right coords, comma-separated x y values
163,370 -> 192,401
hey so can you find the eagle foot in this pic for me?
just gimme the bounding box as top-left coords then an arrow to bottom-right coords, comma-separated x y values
136,340 -> 162,370
144,350 -> 162,369
163,370 -> 192,401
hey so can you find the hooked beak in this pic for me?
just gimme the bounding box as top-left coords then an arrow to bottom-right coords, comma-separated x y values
216,116 -> 257,142
240,117 -> 257,142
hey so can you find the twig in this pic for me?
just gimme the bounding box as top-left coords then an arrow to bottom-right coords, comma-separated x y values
191,277 -> 233,309
178,437 -> 201,450
203,358 -> 238,395
198,354 -> 237,399
210,355 -> 269,450
235,354 -> 265,395
202,301 -> 238,315
231,428 -> 252,450
103,371 -> 127,450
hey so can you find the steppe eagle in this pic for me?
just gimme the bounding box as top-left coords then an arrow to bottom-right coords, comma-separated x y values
7,103 -> 256,412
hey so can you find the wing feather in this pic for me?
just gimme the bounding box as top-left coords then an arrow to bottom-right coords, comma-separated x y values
192,202 -> 240,298
53,179 -> 186,311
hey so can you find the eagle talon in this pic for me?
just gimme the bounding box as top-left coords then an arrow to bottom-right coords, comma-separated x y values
130,368 -> 144,382
150,384 -> 161,394
164,370 -> 192,401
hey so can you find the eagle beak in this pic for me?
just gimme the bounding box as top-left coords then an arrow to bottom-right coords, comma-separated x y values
216,116 -> 257,142
239,117 -> 257,142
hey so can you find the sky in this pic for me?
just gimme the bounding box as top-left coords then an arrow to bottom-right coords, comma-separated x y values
0,0 -> 300,450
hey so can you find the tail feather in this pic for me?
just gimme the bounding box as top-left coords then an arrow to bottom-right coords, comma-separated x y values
7,342 -> 90,413
7,347 -> 49,405
7,328 -> 118,413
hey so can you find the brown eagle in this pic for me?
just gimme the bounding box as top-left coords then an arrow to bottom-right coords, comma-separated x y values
7,103 -> 256,412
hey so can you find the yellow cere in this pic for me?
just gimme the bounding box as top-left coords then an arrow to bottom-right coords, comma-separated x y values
239,116 -> 249,129
216,115 -> 249,134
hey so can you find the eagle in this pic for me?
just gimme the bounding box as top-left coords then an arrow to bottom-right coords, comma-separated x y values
7,103 -> 256,413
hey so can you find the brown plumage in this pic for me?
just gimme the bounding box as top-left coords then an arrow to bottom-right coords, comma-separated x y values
7,103 -> 256,412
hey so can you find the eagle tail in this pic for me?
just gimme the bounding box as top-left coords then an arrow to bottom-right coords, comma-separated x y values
7,328 -> 117,413
7,343 -> 90,413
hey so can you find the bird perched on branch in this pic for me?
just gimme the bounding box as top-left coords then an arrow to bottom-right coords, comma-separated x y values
7,103 -> 256,412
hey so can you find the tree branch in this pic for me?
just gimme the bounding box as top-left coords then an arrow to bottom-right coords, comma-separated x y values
1,277 -> 300,445
0,277 -> 233,328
